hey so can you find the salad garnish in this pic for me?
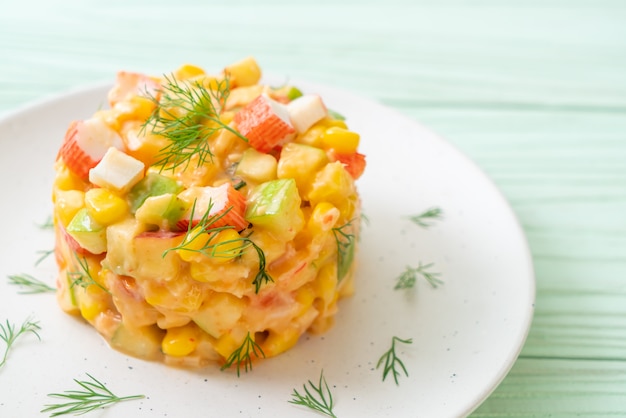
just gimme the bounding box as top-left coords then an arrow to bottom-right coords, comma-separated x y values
41,373 -> 144,417
220,331 -> 265,377
394,263 -> 442,290
35,248 -> 55,266
164,200 -> 273,294
408,207 -> 443,228
7,274 -> 55,294
376,336 -> 413,385
331,219 -> 356,282
0,317 -> 41,369
289,370 -> 337,418
143,74 -> 247,172
68,254 -> 109,294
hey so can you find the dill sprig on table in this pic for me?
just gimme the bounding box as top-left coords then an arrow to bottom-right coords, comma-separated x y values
7,274 -> 55,294
289,370 -> 337,418
376,336 -> 413,385
143,74 -> 247,172
0,318 -> 41,369
394,262 -> 443,290
35,248 -> 55,266
41,373 -> 144,417
407,207 -> 443,228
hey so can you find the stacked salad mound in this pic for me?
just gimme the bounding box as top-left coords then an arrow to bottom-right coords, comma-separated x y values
52,57 -> 366,369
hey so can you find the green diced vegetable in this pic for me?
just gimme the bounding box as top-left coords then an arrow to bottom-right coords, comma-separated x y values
128,173 -> 182,213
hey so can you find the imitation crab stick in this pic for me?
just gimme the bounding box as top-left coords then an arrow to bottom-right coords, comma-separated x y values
328,150 -> 367,180
177,183 -> 248,231
234,94 -> 295,153
287,95 -> 327,134
107,71 -> 161,107
57,118 -> 125,180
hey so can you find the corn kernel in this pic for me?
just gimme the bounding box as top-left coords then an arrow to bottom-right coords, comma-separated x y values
84,188 -> 128,225
162,325 -> 200,357
295,284 -> 316,316
54,163 -> 85,191
214,327 -> 249,359
307,202 -> 340,234
173,64 -> 206,80
320,127 -> 360,154
78,287 -> 108,321
128,96 -> 156,120
295,124 -> 325,147
209,229 -> 243,264
313,263 -> 338,308
319,117 -> 348,129
224,57 -> 262,87
54,190 -> 85,227
261,329 -> 299,357
177,226 -> 210,262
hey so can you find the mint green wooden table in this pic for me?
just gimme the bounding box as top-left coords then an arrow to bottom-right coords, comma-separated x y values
1,1 -> 625,416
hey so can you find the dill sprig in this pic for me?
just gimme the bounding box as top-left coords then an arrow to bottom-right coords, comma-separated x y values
7,274 -> 55,294
67,254 -> 109,294
408,207 -> 443,228
165,200 -> 273,294
220,332 -> 265,377
377,336 -> 413,385
394,262 -> 443,290
332,219 -> 356,282
35,248 -> 55,266
144,74 -> 247,172
41,373 -> 144,417
0,318 -> 41,369
37,216 -> 54,230
247,239 -> 273,293
289,370 -> 337,418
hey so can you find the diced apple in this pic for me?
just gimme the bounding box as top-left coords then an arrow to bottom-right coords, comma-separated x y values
66,208 -> 107,254
110,323 -> 164,360
287,95 -> 327,134
223,56 -> 262,87
235,148 -> 277,184
135,193 -> 187,230
89,147 -> 145,194
307,162 -> 357,218
132,230 -> 184,280
277,143 -> 328,196
244,178 -> 304,241
104,218 -> 147,276
192,292 -> 246,338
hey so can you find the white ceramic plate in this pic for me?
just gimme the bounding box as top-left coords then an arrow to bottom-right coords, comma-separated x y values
0,80 -> 534,418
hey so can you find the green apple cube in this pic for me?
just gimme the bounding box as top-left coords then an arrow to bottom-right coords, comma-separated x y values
66,208 -> 107,254
245,178 -> 303,240
128,172 -> 182,213
135,193 -> 187,229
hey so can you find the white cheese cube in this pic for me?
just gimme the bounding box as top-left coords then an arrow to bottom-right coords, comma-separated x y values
287,95 -> 328,134
89,147 -> 145,193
